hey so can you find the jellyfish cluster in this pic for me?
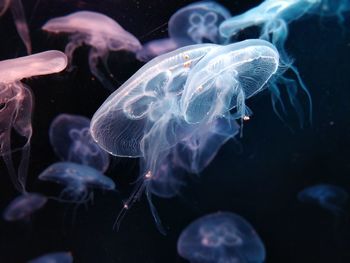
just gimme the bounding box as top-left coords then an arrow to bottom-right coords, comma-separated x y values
0,0 -> 349,262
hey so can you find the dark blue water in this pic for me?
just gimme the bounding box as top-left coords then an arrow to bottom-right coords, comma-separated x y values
0,0 -> 350,262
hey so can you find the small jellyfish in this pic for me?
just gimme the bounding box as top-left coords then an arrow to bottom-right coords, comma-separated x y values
28,252 -> 73,263
38,162 -> 115,203
3,193 -> 47,221
298,184 -> 348,216
169,1 -> 231,45
177,212 -> 266,263
219,0 -> 314,127
136,38 -> 180,62
0,0 -> 31,54
181,39 -> 279,124
49,113 -> 110,172
0,51 -> 67,193
42,11 -> 142,90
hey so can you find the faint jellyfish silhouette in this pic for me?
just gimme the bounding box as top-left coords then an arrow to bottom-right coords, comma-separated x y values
136,38 -> 180,62
38,162 -> 115,204
49,114 -> 110,172
3,193 -> 47,221
28,252 -> 73,263
136,1 -> 231,62
177,212 -> 266,263
298,184 -> 348,216
169,1 -> 231,45
219,0 -> 314,127
308,0 -> 350,23
0,0 -> 31,53
0,51 -> 67,193
42,11 -> 142,91
181,39 -> 279,124
90,43 -> 219,233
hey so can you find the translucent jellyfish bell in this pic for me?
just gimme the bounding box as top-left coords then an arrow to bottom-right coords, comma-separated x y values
42,11 -> 142,90
0,51 -> 67,193
49,114 -> 110,172
38,162 -> 115,204
169,1 -> 231,45
3,193 -> 47,221
181,39 -> 279,124
28,252 -> 73,263
90,43 -> 218,158
0,0 -> 31,54
298,184 -> 349,216
177,212 -> 266,263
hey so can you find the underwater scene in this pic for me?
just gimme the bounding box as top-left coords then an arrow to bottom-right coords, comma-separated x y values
0,0 -> 350,262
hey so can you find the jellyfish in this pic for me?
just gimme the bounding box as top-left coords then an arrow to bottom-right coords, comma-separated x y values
298,184 -> 349,216
38,162 -> 115,203
28,252 -> 73,263
168,1 -> 231,45
49,114 -> 110,172
91,41 -> 278,233
42,11 -> 142,91
136,1 -> 231,62
181,39 -> 279,124
0,50 -> 67,193
3,193 -> 47,221
177,212 -> 266,263
219,0 -> 315,127
0,0 -> 31,54
136,38 -> 180,62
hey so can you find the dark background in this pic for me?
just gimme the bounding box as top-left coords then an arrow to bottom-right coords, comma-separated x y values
0,0 -> 350,262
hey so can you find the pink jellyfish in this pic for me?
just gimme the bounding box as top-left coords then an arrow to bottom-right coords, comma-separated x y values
0,50 -> 67,193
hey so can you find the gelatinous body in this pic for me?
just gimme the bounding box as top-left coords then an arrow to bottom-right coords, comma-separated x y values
181,39 -> 279,123
28,252 -> 73,263
42,11 -> 142,90
178,212 -> 266,263
91,44 -> 218,157
0,51 -> 67,193
219,0 -> 314,126
298,184 -> 348,215
3,193 -> 47,221
0,0 -> 31,54
91,41 -> 281,233
38,162 -> 115,203
136,1 -> 231,62
169,1 -> 231,45
49,114 -> 109,172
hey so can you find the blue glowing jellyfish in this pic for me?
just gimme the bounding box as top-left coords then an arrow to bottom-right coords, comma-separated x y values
38,162 -> 115,203
219,0 -> 314,126
298,184 -> 348,215
0,0 -> 31,54
0,51 -> 67,193
49,114 -> 110,172
3,193 -> 47,221
178,212 -> 266,263
42,11 -> 142,90
169,1 -> 231,45
181,39 -> 279,124
28,252 -> 73,263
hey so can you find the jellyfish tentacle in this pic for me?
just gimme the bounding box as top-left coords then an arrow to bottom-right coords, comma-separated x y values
146,188 -> 166,235
88,48 -> 115,91
10,0 -> 31,54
